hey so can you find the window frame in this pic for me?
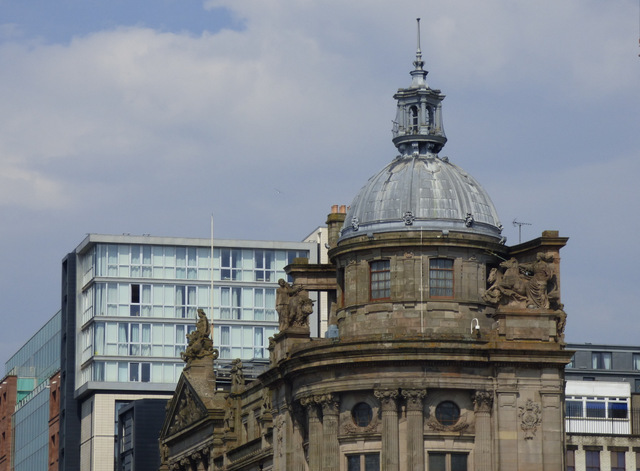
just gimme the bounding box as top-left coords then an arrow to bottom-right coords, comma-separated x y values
429,258 -> 454,299
369,260 -> 391,301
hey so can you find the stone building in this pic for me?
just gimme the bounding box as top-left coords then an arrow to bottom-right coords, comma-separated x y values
159,30 -> 572,471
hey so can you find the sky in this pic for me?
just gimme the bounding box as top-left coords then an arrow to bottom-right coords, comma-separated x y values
1,0 -> 639,371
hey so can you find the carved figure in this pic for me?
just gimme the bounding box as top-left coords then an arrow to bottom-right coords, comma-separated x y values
483,253 -> 557,310
276,279 -> 314,331
181,309 -> 218,366
230,358 -> 245,392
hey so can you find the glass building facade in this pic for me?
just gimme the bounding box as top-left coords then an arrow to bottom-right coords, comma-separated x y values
74,235 -> 317,390
3,311 -> 61,471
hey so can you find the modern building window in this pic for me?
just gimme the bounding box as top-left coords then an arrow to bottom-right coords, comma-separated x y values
351,403 -> 373,427
592,352 -> 612,369
636,451 -> 640,471
347,453 -> 380,471
216,325 -> 276,360
611,451 -> 625,471
429,258 -> 454,298
566,449 -> 575,471
254,250 -> 275,282
565,396 -> 628,419
586,450 -> 600,471
370,260 -> 391,300
567,355 -> 575,368
633,353 -> 640,370
435,401 -> 461,426
428,452 -> 468,471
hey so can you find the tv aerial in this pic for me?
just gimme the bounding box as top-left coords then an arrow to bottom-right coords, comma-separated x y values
512,218 -> 532,244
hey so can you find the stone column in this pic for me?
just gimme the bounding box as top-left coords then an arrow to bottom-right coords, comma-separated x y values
375,389 -> 400,471
402,389 -> 426,471
473,390 -> 494,471
318,394 -> 340,471
301,397 -> 323,471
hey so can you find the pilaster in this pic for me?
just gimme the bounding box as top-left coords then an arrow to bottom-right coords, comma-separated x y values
473,390 -> 494,471
375,389 -> 400,471
402,389 -> 426,471
318,394 -> 340,471
301,397 -> 322,471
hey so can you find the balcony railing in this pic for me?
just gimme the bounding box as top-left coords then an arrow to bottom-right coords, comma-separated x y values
566,408 -> 640,435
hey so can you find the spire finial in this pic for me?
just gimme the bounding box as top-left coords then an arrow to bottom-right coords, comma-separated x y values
414,18 -> 424,71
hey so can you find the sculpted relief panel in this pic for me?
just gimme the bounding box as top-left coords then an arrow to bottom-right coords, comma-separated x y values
483,253 -> 560,310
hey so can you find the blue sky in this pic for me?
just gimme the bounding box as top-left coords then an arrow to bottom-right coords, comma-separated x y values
1,0 -> 639,371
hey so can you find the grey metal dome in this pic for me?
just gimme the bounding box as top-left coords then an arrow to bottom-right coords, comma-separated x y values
338,154 -> 503,242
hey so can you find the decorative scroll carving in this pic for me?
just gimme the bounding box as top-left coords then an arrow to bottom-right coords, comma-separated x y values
276,279 -> 315,331
483,253 -> 557,309
374,389 -> 399,411
518,399 -> 542,439
426,415 -> 470,432
181,309 -> 218,365
168,388 -> 206,435
230,359 -> 245,393
402,389 -> 427,411
473,390 -> 494,413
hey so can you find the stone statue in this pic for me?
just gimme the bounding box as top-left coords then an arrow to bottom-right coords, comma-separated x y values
275,279 -> 314,331
483,253 -> 557,310
181,309 -> 218,366
230,358 -> 245,392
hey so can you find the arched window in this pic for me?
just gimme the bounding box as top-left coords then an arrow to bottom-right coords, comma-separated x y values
409,106 -> 419,132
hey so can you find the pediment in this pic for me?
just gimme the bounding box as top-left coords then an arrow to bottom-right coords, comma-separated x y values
161,375 -> 208,438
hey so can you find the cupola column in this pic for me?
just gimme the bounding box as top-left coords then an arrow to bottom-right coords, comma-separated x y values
402,389 -> 426,471
375,389 -> 400,471
319,394 -> 340,471
473,390 -> 495,471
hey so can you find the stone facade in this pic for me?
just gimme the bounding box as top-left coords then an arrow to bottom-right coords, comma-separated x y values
159,27 -> 572,471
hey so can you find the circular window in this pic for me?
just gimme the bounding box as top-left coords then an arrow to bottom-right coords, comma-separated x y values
352,402 -> 373,427
435,401 -> 460,426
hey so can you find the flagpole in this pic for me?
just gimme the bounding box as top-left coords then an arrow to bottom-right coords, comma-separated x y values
210,214 -> 215,342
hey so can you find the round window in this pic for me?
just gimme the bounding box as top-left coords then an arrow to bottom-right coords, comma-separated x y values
435,401 -> 460,426
352,402 -> 373,427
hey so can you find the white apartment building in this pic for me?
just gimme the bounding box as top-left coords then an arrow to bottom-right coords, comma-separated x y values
59,233 -> 319,471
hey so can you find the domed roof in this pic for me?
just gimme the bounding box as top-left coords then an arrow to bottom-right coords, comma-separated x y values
338,154 -> 503,242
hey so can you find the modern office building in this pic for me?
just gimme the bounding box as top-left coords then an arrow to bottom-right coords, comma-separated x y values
59,234 -> 318,471
566,343 -> 640,392
565,380 -> 640,471
0,311 -> 61,471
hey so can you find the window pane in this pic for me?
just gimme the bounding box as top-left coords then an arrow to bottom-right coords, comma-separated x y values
609,402 -> 628,419
586,402 -> 606,418
428,453 -> 446,471
364,454 -> 379,471
566,400 -> 583,417
347,456 -> 361,471
451,453 -> 468,471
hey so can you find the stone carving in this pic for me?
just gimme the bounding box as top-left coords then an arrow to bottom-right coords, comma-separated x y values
402,389 -> 427,410
518,399 -> 542,439
374,389 -> 399,411
483,253 -> 557,309
181,309 -> 218,366
274,414 -> 285,457
276,279 -> 314,331
403,211 -> 415,226
160,443 -> 169,465
230,359 -> 244,393
465,213 -> 474,227
351,216 -> 359,231
261,388 -> 273,414
473,390 -> 494,413
555,310 -> 567,343
223,398 -> 235,433
168,388 -> 206,434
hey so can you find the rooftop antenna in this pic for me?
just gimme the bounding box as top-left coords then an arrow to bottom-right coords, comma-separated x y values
512,218 -> 532,244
